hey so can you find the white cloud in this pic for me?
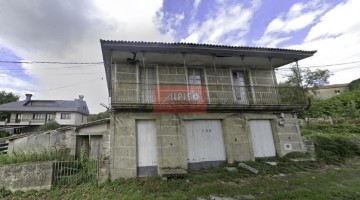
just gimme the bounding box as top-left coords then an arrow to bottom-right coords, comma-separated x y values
0,73 -> 36,90
181,0 -> 261,45
0,0 -> 172,113
281,0 -> 360,84
255,0 -> 328,47
305,0 -> 360,42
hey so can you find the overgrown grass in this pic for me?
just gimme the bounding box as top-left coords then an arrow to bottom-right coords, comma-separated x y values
0,149 -> 73,167
301,124 -> 360,138
1,158 -> 360,199
301,124 -> 360,164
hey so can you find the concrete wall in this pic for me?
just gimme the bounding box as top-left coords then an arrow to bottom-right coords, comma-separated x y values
108,111 -> 305,179
7,130 -> 71,154
0,161 -> 53,191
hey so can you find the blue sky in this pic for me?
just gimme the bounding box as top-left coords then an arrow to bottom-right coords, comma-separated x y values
0,0 -> 359,113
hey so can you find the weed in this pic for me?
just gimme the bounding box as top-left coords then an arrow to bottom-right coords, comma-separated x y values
0,187 -> 11,198
0,149 -> 73,167
313,136 -> 360,164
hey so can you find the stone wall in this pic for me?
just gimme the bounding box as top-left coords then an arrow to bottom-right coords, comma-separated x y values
0,161 -> 53,192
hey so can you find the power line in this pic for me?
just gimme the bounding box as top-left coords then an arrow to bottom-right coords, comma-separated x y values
278,60 -> 360,69
35,77 -> 103,93
0,60 -> 103,65
0,72 -> 101,77
0,64 -> 102,71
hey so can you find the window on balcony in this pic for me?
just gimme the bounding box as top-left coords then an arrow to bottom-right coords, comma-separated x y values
46,114 -> 54,121
15,113 -> 23,123
232,71 -> 249,104
187,68 -> 204,85
33,113 -> 45,120
61,113 -> 71,119
139,66 -> 156,103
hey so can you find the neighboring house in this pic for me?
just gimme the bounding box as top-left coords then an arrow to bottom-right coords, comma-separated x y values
100,40 -> 316,179
0,118 -> 109,158
309,83 -> 349,99
0,94 -> 89,133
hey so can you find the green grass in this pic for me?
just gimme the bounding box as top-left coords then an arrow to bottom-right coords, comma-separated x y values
0,149 -> 73,167
1,158 -> 360,199
301,124 -> 360,138
301,124 -> 360,164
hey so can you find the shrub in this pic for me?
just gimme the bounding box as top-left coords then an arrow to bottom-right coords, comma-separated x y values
0,130 -> 10,138
312,136 -> 360,164
38,121 -> 60,132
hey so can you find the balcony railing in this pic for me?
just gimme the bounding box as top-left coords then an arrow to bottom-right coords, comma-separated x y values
112,83 -> 306,109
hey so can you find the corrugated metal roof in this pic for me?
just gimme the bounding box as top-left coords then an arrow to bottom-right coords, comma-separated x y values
100,40 -> 317,54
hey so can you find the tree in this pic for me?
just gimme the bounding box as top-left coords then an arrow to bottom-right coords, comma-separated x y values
38,121 -> 60,132
87,111 -> 110,122
0,90 -> 19,105
0,91 -> 20,121
349,78 -> 360,91
280,66 -> 332,90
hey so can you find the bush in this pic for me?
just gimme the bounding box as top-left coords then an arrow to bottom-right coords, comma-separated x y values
0,187 -> 11,198
301,124 -> 360,138
312,136 -> 360,164
38,121 -> 60,132
0,130 -> 10,138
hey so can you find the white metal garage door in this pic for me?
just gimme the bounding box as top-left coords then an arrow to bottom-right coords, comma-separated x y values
136,120 -> 157,177
249,120 -> 276,158
185,120 -> 226,169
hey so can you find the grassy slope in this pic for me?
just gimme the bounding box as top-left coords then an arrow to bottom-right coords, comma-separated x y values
2,125 -> 360,199
2,158 -> 360,200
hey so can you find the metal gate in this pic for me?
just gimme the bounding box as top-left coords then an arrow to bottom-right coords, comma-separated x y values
52,159 -> 99,185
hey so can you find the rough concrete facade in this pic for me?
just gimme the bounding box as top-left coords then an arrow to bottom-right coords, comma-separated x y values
100,41 -> 315,179
107,112 -> 304,180
0,161 -> 53,192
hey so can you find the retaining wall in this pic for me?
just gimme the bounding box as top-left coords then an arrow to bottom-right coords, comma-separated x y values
0,161 -> 53,192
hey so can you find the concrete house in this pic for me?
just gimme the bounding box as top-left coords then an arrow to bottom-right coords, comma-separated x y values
0,94 -> 89,133
309,83 -> 349,99
100,40 -> 316,179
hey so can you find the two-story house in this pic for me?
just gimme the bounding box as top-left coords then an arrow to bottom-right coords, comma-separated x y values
0,94 -> 89,133
100,40 -> 316,179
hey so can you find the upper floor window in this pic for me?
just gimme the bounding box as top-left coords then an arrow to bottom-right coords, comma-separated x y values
46,114 -> 54,121
15,113 -> 23,122
61,113 -> 71,119
232,71 -> 249,104
33,113 -> 45,120
139,66 -> 156,103
188,68 -> 203,85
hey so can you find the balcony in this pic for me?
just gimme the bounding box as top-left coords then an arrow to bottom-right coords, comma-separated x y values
111,83 -> 307,112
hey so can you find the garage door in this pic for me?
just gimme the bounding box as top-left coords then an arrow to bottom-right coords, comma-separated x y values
185,120 -> 226,170
249,120 -> 276,158
136,120 -> 157,177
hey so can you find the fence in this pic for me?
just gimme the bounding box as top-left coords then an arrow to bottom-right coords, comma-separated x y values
52,159 -> 99,185
112,83 -> 306,106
